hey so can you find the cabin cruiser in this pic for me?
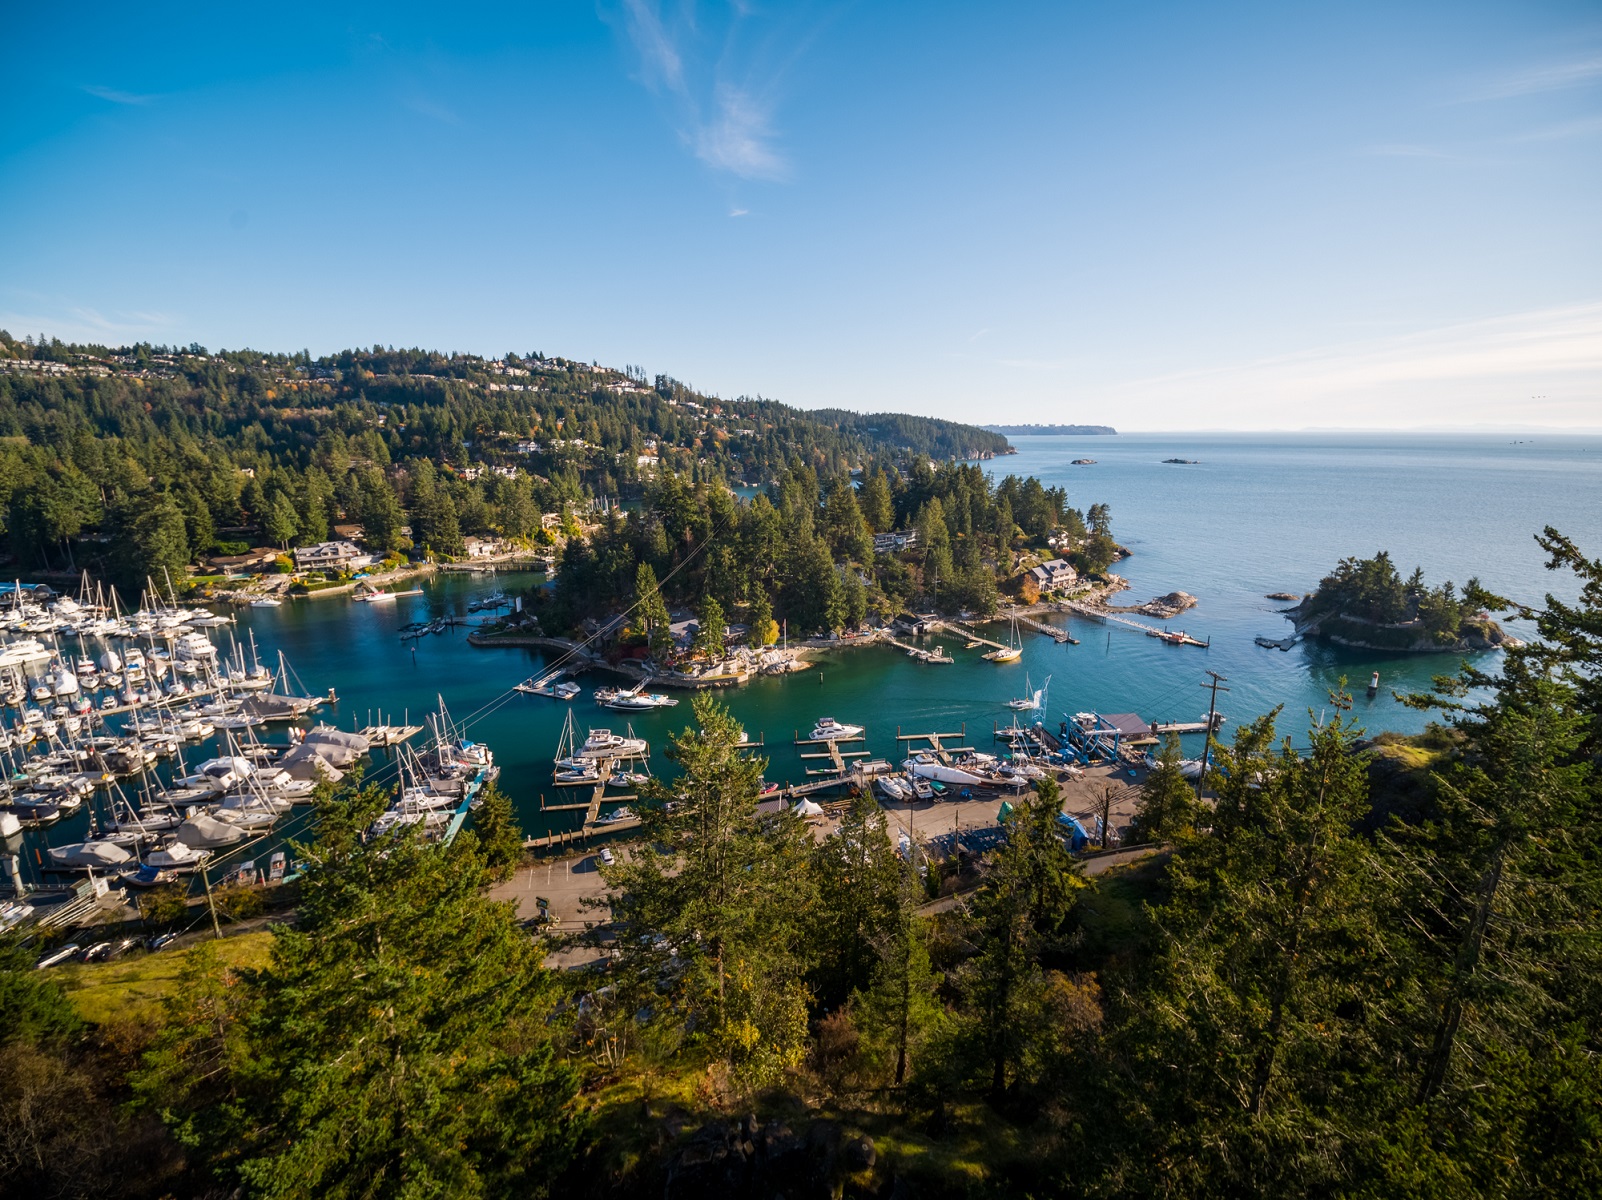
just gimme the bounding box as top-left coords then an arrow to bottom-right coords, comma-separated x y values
607,770 -> 650,788
555,761 -> 603,784
250,596 -> 283,609
578,729 -> 649,758
810,717 -> 864,741
173,631 -> 218,661
175,756 -> 254,796
877,774 -> 912,802
217,791 -> 294,817
595,685 -> 679,711
147,839 -> 211,870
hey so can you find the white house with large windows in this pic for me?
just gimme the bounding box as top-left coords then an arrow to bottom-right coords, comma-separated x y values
1029,559 -> 1078,592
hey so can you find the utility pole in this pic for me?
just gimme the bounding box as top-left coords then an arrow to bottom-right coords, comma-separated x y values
201,863 -> 223,940
1197,670 -> 1230,801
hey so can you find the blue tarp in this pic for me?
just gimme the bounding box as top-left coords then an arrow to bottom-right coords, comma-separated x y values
1056,812 -> 1091,852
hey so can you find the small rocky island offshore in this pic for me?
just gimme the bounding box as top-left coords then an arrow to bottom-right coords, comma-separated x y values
1283,551 -> 1515,652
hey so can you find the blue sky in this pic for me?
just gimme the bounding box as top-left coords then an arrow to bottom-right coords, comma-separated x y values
2,1 -> 1598,429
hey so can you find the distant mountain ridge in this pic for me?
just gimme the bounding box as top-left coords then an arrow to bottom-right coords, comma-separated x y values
983,423 -> 1118,436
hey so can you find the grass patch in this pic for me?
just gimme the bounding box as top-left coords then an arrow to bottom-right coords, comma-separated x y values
55,931 -> 274,1025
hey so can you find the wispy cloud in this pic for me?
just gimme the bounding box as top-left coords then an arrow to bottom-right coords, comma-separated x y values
0,303 -> 183,344
695,84 -> 787,180
1474,54 -> 1602,100
406,96 -> 462,126
1104,303 -> 1602,428
607,0 -> 819,182
619,0 -> 684,92
728,207 -> 750,217
83,84 -> 155,106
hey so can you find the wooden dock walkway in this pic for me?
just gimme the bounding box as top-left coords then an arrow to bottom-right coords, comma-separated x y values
885,637 -> 952,663
1006,609 -> 1074,644
1151,716 -> 1223,735
930,620 -> 1008,652
897,727 -> 971,764
1063,601 -> 1208,646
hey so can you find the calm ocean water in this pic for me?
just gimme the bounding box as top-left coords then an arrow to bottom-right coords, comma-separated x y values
18,433 -> 1602,863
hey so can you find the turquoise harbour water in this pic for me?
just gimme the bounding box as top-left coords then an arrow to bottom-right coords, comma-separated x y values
16,432 -> 1602,863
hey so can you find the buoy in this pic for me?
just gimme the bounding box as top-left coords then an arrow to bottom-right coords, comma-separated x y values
1367,671 -> 1379,698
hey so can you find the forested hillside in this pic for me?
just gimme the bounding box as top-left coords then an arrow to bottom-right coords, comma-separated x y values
0,332 -> 1012,593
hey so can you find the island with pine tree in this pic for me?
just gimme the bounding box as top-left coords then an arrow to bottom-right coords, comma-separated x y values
1283,551 -> 1515,652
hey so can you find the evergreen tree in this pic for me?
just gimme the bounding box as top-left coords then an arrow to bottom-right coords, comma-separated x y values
472,780 -> 525,882
110,493 -> 191,596
823,476 -> 874,562
811,790 -> 905,1006
960,776 -> 1083,1101
264,490 -> 299,549
1128,733 -> 1202,843
634,561 -> 673,655
748,587 -> 775,648
602,695 -> 818,1087
135,784 -> 582,1197
1093,711 -> 1390,1197
694,594 -> 726,659
859,467 -> 895,534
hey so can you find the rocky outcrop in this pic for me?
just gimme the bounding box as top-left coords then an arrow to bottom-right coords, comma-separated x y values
1284,604 -> 1516,654
663,1115 -> 888,1200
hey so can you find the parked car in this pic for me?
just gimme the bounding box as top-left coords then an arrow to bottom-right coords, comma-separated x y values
35,942 -> 80,969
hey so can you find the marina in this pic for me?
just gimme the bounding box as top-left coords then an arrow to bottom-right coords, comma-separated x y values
8,432 -> 1592,927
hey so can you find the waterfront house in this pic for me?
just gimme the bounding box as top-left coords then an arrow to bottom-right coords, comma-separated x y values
293,540 -> 364,571
462,536 -> 510,559
1029,559 -> 1078,592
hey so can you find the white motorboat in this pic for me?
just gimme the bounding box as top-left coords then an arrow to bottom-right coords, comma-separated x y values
147,839 -> 211,869
579,729 -> 650,758
877,775 -> 912,802
810,717 -> 864,741
250,596 -> 283,609
597,684 -> 680,711
606,771 -> 650,788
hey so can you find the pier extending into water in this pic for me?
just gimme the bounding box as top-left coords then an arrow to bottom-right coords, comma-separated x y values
1062,601 -> 1209,647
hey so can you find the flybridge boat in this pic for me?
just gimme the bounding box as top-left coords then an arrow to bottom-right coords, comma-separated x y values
810,717 -> 864,741
579,729 -> 650,758
173,631 -> 218,661
595,684 -> 680,711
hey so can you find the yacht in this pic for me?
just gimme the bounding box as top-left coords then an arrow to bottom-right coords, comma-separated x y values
250,596 -> 283,609
579,729 -> 650,758
810,717 -> 864,741
596,684 -> 680,711
173,631 -> 218,661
